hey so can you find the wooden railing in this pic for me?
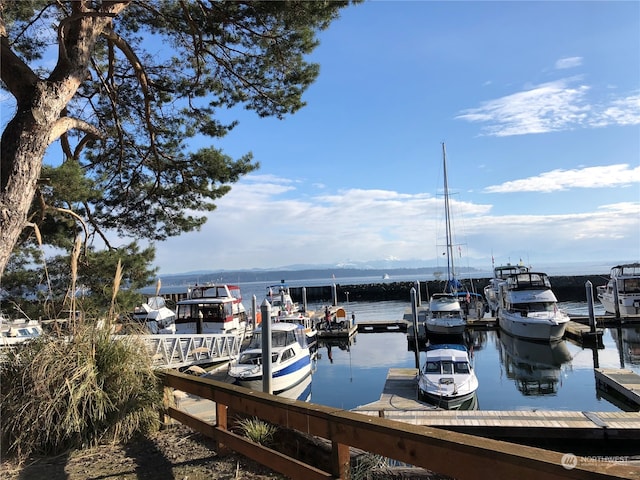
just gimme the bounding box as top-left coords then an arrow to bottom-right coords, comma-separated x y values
161,370 -> 636,480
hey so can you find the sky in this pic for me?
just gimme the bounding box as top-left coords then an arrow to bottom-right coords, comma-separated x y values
149,1 -> 640,275
7,1 -> 640,276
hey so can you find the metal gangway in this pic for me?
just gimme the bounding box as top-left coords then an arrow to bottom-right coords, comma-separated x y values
119,333 -> 242,369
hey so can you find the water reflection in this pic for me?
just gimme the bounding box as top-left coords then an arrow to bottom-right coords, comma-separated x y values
610,326 -> 640,367
498,332 -> 572,396
278,374 -> 313,402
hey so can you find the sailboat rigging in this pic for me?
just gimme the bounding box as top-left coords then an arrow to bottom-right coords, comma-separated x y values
441,142 -> 458,294
423,143 -> 467,336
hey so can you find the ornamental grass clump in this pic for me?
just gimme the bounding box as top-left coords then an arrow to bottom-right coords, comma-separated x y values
0,323 -> 162,459
235,416 -> 278,447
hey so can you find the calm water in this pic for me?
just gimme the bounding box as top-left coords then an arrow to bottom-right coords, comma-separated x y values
303,300 -> 640,412
145,277 -> 640,412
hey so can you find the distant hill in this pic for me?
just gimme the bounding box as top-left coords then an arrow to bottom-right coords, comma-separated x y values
151,266 -> 484,287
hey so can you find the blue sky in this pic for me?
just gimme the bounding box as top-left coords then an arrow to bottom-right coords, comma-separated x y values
4,1 -> 639,276
151,1 -> 639,274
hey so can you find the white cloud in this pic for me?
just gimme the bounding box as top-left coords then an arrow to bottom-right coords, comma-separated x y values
484,164 -> 640,193
555,56 -> 583,69
456,78 -> 640,136
152,174 -> 640,274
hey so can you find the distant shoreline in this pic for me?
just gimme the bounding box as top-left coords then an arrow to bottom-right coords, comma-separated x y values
147,274 -> 610,304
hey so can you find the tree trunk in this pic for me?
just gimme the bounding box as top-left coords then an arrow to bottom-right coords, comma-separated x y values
0,113 -> 50,276
0,2 -> 130,277
0,81 -> 75,276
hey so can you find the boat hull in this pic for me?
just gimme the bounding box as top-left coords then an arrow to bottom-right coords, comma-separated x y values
425,318 -> 466,335
498,311 -> 568,342
598,292 -> 640,316
230,356 -> 312,394
418,388 -> 478,410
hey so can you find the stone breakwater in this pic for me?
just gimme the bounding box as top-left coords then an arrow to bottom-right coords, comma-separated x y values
290,275 -> 611,304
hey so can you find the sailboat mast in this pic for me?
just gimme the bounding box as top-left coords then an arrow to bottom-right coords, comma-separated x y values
442,142 -> 456,291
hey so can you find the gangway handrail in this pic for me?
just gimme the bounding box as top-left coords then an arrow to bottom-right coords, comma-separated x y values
115,333 -> 241,369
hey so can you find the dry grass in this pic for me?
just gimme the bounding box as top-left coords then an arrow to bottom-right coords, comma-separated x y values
0,324 -> 162,459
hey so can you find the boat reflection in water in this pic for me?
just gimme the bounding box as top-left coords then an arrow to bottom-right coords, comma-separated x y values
498,332 -> 572,396
277,373 -> 313,402
610,326 -> 640,366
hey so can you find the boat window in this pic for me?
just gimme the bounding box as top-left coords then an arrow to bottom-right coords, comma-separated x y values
271,352 -> 279,363
454,362 -> 470,374
239,352 -> 261,365
175,305 -> 193,319
441,361 -> 454,374
272,331 -> 288,347
425,361 -> 439,373
623,279 -> 640,293
247,333 -> 262,348
202,304 -> 224,321
526,302 -> 556,312
280,348 -> 294,362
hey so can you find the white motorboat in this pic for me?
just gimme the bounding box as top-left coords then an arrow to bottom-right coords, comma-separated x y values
424,144 -> 468,336
228,322 -> 312,394
498,331 -> 572,396
1,313 -> 43,347
266,283 -> 300,318
131,295 -> 176,334
174,283 -> 249,337
484,263 -> 530,316
597,263 -> 640,316
276,311 -> 318,347
418,344 -> 478,410
497,271 -> 570,342
424,293 -> 466,336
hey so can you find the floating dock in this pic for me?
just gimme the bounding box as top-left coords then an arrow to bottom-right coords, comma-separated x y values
353,368 -> 640,446
357,320 -> 408,332
595,368 -> 640,408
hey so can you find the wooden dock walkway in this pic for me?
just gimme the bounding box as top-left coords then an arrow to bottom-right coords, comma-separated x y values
352,368 -> 640,443
595,368 -> 640,407
173,366 -> 640,448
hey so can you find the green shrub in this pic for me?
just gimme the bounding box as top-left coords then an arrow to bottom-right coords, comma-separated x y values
0,324 -> 162,458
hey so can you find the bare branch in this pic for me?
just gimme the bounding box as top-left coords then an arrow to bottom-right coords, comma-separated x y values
47,116 -> 103,146
101,28 -> 157,149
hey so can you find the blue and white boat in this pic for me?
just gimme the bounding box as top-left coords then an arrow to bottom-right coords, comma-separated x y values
418,344 -> 478,410
228,322 -> 312,394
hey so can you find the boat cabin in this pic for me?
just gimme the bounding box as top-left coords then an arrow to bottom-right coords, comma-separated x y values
506,272 -> 552,290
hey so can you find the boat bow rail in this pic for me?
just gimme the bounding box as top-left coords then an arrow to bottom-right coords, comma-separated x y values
117,333 -> 241,369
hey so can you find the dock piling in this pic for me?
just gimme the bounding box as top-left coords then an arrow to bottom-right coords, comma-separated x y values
586,281 -> 596,334
410,287 -> 420,370
260,299 -> 272,394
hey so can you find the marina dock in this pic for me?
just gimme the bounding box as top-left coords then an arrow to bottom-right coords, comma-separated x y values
595,368 -> 640,408
172,366 -> 640,456
353,368 -> 640,447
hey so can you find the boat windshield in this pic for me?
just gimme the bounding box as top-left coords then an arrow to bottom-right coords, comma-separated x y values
425,360 -> 470,374
511,302 -> 557,315
247,329 -> 297,349
508,273 -> 551,290
237,351 -> 281,365
432,311 -> 462,319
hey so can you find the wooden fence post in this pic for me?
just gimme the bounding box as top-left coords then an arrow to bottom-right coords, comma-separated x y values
216,401 -> 230,454
331,441 -> 350,480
